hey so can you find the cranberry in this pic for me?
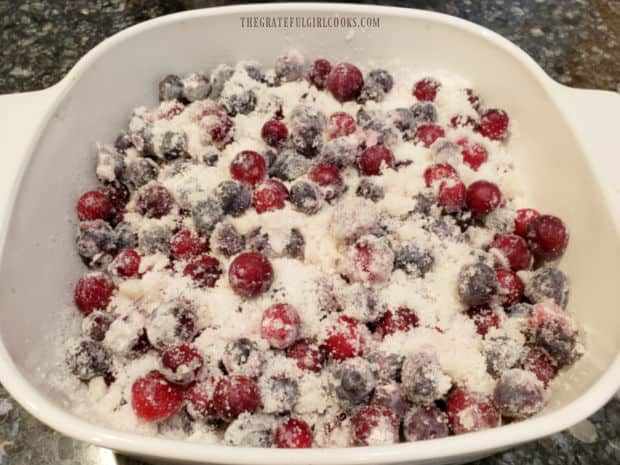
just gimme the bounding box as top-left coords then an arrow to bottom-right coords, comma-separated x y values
199,105 -> 234,148
228,252 -> 274,298
358,145 -> 395,176
514,208 -> 540,237
327,112 -> 356,139
111,249 -> 141,277
467,306 -> 500,336
325,316 -> 367,361
99,183 -> 130,215
183,253 -> 222,288
414,124 -> 445,148
403,405 -> 449,441
351,405 -> 399,446
446,387 -> 501,434
261,303 -> 302,350
185,376 -> 219,419
372,383 -> 408,420
412,78 -> 441,102
230,150 -> 267,186
529,301 -> 579,366
252,179 -> 289,214
307,58 -> 332,89
457,137 -> 488,170
74,272 -> 116,315
213,375 -> 261,421
81,310 -> 114,341
348,236 -> 394,284
136,183 -> 175,219
375,307 -> 419,338
171,229 -> 208,260
326,63 -> 364,102
438,179 -> 466,213
476,109 -> 509,141
526,214 -> 569,261
521,346 -> 557,387
309,163 -> 342,189
496,269 -> 524,307
287,338 -> 326,372
424,163 -> 458,188
491,234 -> 532,271
466,180 -> 502,214
131,371 -> 184,422
450,114 -> 477,129
76,190 -> 112,221
466,88 -> 482,111
274,418 -> 313,448
161,344 -> 204,384
261,119 -> 288,147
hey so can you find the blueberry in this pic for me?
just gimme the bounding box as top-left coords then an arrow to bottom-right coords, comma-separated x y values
82,310 -> 114,342
262,149 -> 278,169
138,224 -> 173,255
457,262 -> 498,306
268,151 -> 312,181
356,179 -> 384,202
180,72 -> 211,102
289,182 -> 321,215
243,62 -> 266,82
355,108 -> 397,145
319,137 -> 361,169
161,130 -> 189,159
222,89 -> 257,116
210,222 -> 245,257
535,317 -> 579,367
222,338 -> 263,378
393,242 -> 434,278
290,105 -> 326,158
261,377 -> 298,413
390,108 -> 416,132
159,74 -> 183,101
372,383 -> 409,420
283,228 -> 305,260
493,369 -> 546,419
332,358 -> 377,406
67,339 -> 111,381
411,193 -> 434,216
76,220 -> 118,270
114,221 -> 139,250
114,131 -> 133,154
424,217 -> 462,240
96,144 -> 125,184
121,157 -> 159,189
274,52 -> 305,82
483,336 -> 523,377
245,227 -> 273,256
507,302 -> 533,318
209,64 -> 234,98
214,180 -> 251,217
403,405 -> 449,441
145,301 -> 198,350
192,196 -> 224,234
367,352 -> 403,383
410,102 -> 437,125
224,413 -> 277,447
524,267 -> 569,309
358,69 -> 393,103
202,151 -> 219,166
401,350 -> 450,404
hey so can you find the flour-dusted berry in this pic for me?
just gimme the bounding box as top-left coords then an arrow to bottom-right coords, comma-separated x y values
145,301 -> 198,350
74,272 -> 116,315
467,306 -> 501,336
393,242 -> 434,278
159,74 -> 183,101
325,316 -> 367,361
514,208 -> 540,237
457,263 -> 498,306
401,349 -> 451,404
521,346 -> 557,387
183,253 -> 222,288
367,352 -> 404,383
307,58 -> 332,89
192,196 -> 224,235
374,307 -> 419,338
496,269 -> 524,307
76,220 -> 118,269
230,150 -> 267,186
494,369 -> 546,419
214,375 -> 261,421
446,387 -> 501,434
275,418 -> 313,448
161,343 -> 204,384
523,267 -> 569,309
350,405 -> 399,446
274,51 -> 305,83
332,357 -> 377,406
198,103 -> 234,148
170,230 -> 208,260
457,137 -> 488,171
252,179 -> 289,214
66,339 -> 111,381
526,214 -> 569,261
185,376 -> 219,419
228,252 -> 274,298
466,180 -> 502,214
110,249 -> 141,277
327,112 -> 356,139
287,339 -> 326,372
225,413 -> 277,447
77,190 -> 112,221
477,109 -> 509,141
358,145 -> 395,176
131,371 -> 184,422
290,104 -> 326,158
209,222 -> 245,257
214,180 -> 252,217
424,163 -> 458,188
136,183 -> 175,219
490,234 -> 533,271
260,303 -> 301,350
261,119 -> 288,147
346,235 -> 394,284
403,405 -> 449,441
289,181 -> 322,215
222,338 -> 264,378
437,179 -> 466,213
327,63 -> 364,102
530,301 -> 580,367
414,124 -> 445,148
82,310 -> 114,341
262,377 -> 298,414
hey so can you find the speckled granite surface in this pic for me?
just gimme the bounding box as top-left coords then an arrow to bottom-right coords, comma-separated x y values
0,1 -> 619,464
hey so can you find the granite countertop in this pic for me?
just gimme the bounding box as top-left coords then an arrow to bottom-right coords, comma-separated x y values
0,1 -> 618,464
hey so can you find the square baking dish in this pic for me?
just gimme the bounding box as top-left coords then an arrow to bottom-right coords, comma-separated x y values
0,4 -> 618,465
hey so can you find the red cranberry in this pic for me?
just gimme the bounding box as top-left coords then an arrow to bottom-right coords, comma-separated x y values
161,344 -> 204,384
466,88 -> 482,111
183,253 -> 222,288
136,183 -> 175,219
199,105 -> 234,147
309,163 -> 342,186
476,109 -> 509,141
446,387 -> 501,434
74,272 -> 116,315
496,269 -> 524,307
185,375 -> 219,419
99,183 -> 130,214
450,114 -> 477,129
466,180 -> 502,214
325,316 -> 367,361
111,249 -> 141,277
213,375 -> 261,421
457,137 -> 488,171
424,163 -> 458,188
252,179 -> 289,214
230,150 -> 267,186
467,306 -> 500,336
358,145 -> 395,176
514,208 -> 540,237
228,252 -> 274,298
526,214 -> 569,261
307,58 -> 332,90
287,338 -> 326,372
351,405 -> 399,446
375,307 -> 419,338
403,405 -> 449,441
438,179 -> 467,213
414,124 -> 445,148
274,418 -> 313,448
260,303 -> 301,350
261,119 -> 288,147
326,63 -> 364,102
327,112 -> 356,139
491,234 -> 532,271
348,237 -> 394,284
171,229 -> 208,260
76,190 -> 112,221
412,78 -> 441,101
522,346 -> 557,388
131,371 -> 183,422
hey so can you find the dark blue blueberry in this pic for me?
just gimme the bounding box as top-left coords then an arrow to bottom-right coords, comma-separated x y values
95,144 -> 125,184
209,64 -> 234,98
457,262 -> 498,306
114,131 -> 133,154
67,339 -> 111,381
289,181 -> 321,215
159,74 -> 183,101
210,223 -> 245,257
483,336 -> 522,377
283,228 -> 305,260
243,62 -> 265,82
138,224 -> 173,255
192,195 -> 224,234
411,193 -> 434,216
245,227 -> 272,256
224,414 -> 276,447
410,102 -> 437,124
222,89 -> 257,116
367,352 -> 403,383
290,105 -> 325,158
536,319 -> 579,367
222,338 -> 263,377
268,151 -> 312,181
146,301 -> 198,350
274,53 -> 305,82
401,351 -> 449,404
264,377 -> 298,413
394,242 -> 434,277
76,220 -> 118,269
333,358 -> 377,406
161,130 -> 189,159
180,72 -> 211,102
114,221 -> 139,250
524,267 -> 569,309
356,179 -> 384,202
214,180 -> 251,217
202,151 -> 220,166
358,69 -> 393,103
493,369 -> 545,419
121,157 -> 159,189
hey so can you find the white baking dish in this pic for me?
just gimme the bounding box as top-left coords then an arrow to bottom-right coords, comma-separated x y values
0,4 -> 619,465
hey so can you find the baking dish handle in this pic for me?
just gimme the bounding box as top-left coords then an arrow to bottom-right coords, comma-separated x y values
552,84 -> 620,217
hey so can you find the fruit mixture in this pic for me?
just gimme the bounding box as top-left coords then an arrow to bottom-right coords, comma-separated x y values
66,51 -> 581,447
